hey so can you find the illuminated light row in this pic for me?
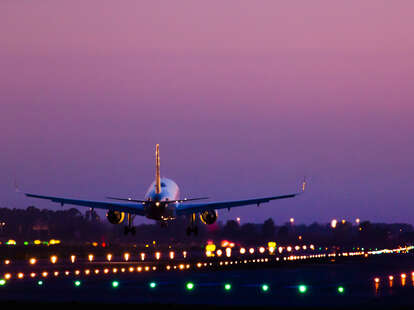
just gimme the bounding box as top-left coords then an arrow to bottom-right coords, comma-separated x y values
373,272 -> 414,286
4,245 -> 414,276
15,244 -> 413,268
2,265 -> 162,280
0,278 -> 344,295
19,251 -> 190,265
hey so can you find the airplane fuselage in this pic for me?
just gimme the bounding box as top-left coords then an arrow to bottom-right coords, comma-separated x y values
143,177 -> 180,221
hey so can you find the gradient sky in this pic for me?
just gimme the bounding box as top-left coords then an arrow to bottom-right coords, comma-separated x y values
1,1 -> 413,225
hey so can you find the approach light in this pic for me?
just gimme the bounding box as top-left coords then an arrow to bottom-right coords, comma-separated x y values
74,280 -> 81,287
186,282 -> 195,291
298,284 -> 308,293
337,286 -> 345,294
149,281 -> 157,289
37,280 -> 43,286
0,279 -> 5,286
112,281 -> 119,288
224,283 -> 232,291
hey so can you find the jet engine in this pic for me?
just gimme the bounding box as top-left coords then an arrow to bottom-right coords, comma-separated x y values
106,210 -> 125,224
200,210 -> 218,225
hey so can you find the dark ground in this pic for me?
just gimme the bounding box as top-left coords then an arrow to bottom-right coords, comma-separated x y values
1,253 -> 414,308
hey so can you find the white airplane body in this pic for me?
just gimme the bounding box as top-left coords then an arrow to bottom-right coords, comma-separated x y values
25,144 -> 305,235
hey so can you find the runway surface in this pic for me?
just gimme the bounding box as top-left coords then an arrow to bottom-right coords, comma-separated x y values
1,245 -> 414,308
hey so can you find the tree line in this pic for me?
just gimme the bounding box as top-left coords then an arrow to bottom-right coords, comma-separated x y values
0,206 -> 413,248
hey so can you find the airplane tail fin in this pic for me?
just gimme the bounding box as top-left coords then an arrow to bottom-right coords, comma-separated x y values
155,144 -> 161,194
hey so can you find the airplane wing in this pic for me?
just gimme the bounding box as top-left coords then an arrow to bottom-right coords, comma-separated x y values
175,192 -> 300,216
25,193 -> 146,216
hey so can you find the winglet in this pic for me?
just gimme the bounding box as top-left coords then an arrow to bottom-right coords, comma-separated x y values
155,144 -> 161,194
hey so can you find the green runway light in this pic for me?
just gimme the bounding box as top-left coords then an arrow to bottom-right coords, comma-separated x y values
74,280 -> 81,287
37,280 -> 43,286
0,279 -> 6,286
298,284 -> 307,293
149,282 -> 157,289
112,281 -> 119,288
337,286 -> 345,294
224,283 -> 232,291
186,282 -> 194,291
261,284 -> 270,292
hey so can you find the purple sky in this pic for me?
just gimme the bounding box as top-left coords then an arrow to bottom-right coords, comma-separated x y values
1,1 -> 413,224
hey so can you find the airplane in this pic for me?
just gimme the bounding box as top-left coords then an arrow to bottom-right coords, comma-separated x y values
24,144 -> 306,235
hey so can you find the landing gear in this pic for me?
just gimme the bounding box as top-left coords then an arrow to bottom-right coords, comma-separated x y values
186,213 -> 198,236
124,213 -> 136,235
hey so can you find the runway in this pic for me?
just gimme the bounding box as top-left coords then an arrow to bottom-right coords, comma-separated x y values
1,244 -> 414,307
